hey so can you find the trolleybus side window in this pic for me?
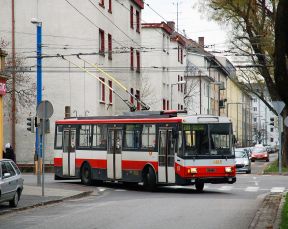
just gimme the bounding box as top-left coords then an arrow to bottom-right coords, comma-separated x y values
123,124 -> 141,149
55,125 -> 63,149
141,124 -> 156,149
78,125 -> 92,148
92,124 -> 107,149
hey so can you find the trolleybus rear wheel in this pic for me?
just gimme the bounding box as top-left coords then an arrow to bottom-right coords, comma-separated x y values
81,163 -> 92,186
143,167 -> 156,191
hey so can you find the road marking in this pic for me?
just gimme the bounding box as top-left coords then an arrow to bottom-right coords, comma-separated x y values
245,187 -> 259,192
218,186 -> 233,191
98,188 -> 106,192
114,189 -> 126,192
271,187 -> 285,193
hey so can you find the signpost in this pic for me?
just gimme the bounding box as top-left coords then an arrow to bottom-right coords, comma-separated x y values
272,101 -> 285,175
36,100 -> 53,196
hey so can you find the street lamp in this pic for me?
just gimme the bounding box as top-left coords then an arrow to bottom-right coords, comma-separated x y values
171,80 -> 186,110
31,18 -> 42,186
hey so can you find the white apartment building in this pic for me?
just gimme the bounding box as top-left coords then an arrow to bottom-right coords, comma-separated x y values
251,95 -> 279,146
0,0 -> 144,163
185,38 -> 229,116
141,21 -> 185,111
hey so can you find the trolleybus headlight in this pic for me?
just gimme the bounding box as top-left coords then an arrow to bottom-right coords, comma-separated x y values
225,167 -> 233,173
188,168 -> 197,174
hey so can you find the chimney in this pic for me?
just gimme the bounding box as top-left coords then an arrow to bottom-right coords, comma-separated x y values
167,21 -> 175,32
198,37 -> 204,48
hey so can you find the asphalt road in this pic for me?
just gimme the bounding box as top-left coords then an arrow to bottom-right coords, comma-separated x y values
0,153 -> 286,229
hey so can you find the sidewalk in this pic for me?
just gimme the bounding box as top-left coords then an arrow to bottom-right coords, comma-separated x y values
0,174 -> 94,215
249,191 -> 285,229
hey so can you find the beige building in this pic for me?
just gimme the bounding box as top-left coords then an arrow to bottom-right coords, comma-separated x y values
226,77 -> 253,147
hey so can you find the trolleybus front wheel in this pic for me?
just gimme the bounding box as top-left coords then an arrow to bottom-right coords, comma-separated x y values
195,181 -> 204,192
143,167 -> 156,191
81,163 -> 92,186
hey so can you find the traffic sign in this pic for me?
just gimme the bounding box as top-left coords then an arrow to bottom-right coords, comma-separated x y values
272,101 -> 285,115
37,100 -> 53,119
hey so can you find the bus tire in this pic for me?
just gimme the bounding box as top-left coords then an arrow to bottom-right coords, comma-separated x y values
81,163 -> 92,186
143,167 -> 156,191
195,181 -> 204,192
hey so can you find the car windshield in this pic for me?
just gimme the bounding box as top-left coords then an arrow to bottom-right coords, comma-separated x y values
181,123 -> 232,157
252,147 -> 266,153
235,151 -> 247,158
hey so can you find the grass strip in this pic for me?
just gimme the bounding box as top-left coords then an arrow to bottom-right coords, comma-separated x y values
281,194 -> 288,229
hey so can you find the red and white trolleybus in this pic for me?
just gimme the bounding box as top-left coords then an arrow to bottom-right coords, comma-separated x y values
54,111 -> 236,191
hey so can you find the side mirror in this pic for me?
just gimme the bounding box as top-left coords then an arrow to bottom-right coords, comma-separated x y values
3,173 -> 11,178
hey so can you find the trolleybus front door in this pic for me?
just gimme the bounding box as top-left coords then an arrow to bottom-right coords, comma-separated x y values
158,129 -> 175,183
107,129 -> 123,180
62,128 -> 76,177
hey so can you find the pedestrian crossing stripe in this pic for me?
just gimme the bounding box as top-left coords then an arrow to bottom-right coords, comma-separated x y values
270,187 -> 285,193
245,187 -> 259,192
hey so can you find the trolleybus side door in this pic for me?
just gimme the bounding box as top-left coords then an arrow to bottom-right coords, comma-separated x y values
107,128 -> 123,180
62,128 -> 76,176
158,128 -> 175,183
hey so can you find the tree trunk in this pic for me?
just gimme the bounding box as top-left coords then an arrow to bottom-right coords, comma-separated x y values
282,108 -> 288,167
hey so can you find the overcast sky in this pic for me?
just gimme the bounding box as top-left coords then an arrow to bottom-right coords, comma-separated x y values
142,0 -> 229,52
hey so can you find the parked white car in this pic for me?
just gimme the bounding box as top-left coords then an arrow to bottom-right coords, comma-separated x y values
0,159 -> 24,207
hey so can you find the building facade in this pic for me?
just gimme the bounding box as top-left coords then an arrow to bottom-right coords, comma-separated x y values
0,0 -> 144,163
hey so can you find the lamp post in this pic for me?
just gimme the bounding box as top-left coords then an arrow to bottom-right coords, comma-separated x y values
31,18 -> 42,185
171,80 -> 186,110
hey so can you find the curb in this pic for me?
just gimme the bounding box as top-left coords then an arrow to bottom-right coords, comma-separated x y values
249,192 -> 283,229
274,191 -> 286,229
0,190 -> 93,216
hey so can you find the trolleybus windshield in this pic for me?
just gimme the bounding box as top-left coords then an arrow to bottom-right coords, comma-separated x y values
181,123 -> 232,158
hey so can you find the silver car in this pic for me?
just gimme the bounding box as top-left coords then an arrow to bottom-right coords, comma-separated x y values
0,159 -> 24,207
235,150 -> 251,174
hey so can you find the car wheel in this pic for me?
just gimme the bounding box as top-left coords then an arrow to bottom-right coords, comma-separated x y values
81,163 -> 92,186
9,190 -> 19,207
246,170 -> 251,174
266,159 -> 270,162
251,160 -> 255,162
143,167 -> 156,191
195,181 -> 204,192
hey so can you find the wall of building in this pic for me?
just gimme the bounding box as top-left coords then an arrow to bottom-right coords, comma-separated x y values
0,0 -> 142,163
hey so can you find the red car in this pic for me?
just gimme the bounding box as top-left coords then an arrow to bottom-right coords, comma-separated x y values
251,147 -> 269,162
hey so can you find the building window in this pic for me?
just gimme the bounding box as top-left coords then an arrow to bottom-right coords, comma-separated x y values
167,100 -> 169,110
99,0 -> 104,7
136,50 -> 140,72
130,47 -> 134,70
163,99 -> 166,110
108,0 -> 112,13
108,34 -> 112,60
270,138 -> 274,142
99,29 -> 105,56
136,10 -> 140,32
180,48 -> 183,64
136,90 -> 140,110
108,80 -> 112,104
270,128 -> 274,132
130,6 -> 134,29
178,46 -> 180,62
130,88 -> 134,104
177,75 -> 180,91
178,104 -> 180,110
99,77 -> 105,103
181,105 -> 183,110
254,117 -> 257,122
181,76 -> 183,92
253,107 -> 257,111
